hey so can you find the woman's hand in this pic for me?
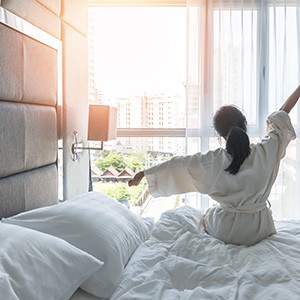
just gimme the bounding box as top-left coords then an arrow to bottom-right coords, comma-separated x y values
128,171 -> 145,187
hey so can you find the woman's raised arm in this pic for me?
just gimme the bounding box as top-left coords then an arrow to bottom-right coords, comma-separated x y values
279,84 -> 300,113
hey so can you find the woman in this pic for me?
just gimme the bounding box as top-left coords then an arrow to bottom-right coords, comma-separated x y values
128,84 -> 300,246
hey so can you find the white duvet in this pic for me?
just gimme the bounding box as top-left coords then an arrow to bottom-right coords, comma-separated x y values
111,206 -> 300,300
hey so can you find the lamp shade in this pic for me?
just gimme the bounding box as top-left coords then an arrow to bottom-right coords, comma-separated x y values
88,105 -> 117,141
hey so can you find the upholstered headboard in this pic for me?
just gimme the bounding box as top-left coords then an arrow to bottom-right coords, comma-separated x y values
0,7 -> 61,218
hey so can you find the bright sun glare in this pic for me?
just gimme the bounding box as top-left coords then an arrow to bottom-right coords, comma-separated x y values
91,7 -> 186,98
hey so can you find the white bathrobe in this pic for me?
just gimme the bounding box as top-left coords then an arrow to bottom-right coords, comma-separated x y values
144,110 -> 296,246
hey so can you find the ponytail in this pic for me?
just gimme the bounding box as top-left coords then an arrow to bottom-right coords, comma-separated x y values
214,105 -> 251,175
225,126 -> 251,175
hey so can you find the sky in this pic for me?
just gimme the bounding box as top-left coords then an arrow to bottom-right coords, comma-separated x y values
91,7 -> 186,98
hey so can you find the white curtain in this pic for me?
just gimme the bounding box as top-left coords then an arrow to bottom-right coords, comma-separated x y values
185,0 -> 300,220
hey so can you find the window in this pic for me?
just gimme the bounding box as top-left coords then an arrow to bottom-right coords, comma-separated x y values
185,1 -> 300,219
88,6 -> 186,220
89,1 -> 300,221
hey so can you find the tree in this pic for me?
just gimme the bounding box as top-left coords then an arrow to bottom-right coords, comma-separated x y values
96,182 -> 131,200
94,150 -> 126,171
124,152 -> 145,172
93,150 -> 147,173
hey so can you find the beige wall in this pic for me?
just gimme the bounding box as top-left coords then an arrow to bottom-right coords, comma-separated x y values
0,0 -> 90,200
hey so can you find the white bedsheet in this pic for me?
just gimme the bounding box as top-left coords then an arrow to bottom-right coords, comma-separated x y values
111,206 -> 300,300
70,288 -> 106,300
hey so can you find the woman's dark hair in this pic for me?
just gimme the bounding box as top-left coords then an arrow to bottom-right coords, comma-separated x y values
213,105 -> 251,175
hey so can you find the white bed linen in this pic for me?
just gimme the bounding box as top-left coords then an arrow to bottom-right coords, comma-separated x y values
2,192 -> 153,299
70,289 -> 106,300
110,206 -> 300,300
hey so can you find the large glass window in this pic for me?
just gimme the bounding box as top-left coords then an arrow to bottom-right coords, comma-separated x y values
89,7 -> 186,128
89,1 -> 300,220
88,7 -> 186,219
213,9 -> 258,125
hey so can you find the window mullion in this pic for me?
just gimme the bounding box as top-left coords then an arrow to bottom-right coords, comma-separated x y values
257,0 -> 269,137
117,128 -> 186,137
200,2 -> 214,211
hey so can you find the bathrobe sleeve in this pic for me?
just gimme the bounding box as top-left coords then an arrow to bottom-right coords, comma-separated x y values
144,155 -> 198,197
144,149 -> 227,198
265,110 -> 296,159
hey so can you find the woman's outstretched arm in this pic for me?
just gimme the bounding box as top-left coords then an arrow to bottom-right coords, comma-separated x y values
279,84 -> 300,113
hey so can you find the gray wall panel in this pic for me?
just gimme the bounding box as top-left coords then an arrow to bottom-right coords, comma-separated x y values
23,35 -> 57,105
0,23 -> 23,102
0,164 -> 58,219
0,1 -> 90,206
0,23 -> 57,106
0,8 -> 60,218
0,102 -> 57,179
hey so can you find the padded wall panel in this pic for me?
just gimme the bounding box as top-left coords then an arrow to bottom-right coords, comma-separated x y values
61,0 -> 88,37
0,23 -> 23,102
23,33 -> 57,105
0,23 -> 57,106
0,5 -> 60,217
0,164 -> 58,219
0,0 -> 61,38
61,21 -> 89,199
0,102 -> 57,179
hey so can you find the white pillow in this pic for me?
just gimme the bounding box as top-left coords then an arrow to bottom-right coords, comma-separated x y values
0,223 -> 103,300
2,192 -> 152,299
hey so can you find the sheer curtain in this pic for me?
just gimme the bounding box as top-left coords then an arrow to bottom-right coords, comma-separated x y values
185,0 -> 300,220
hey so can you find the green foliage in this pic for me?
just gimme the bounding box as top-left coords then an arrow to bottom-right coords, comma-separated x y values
93,150 -> 145,172
91,150 -> 173,207
92,181 -> 144,206
124,152 -> 145,172
94,150 -> 126,172
109,183 -> 131,200
93,182 -> 128,199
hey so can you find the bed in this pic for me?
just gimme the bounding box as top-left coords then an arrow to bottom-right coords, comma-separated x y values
1,6 -> 300,300
1,191 -> 300,300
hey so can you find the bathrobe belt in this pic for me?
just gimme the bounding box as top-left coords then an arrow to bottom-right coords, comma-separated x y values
220,200 -> 271,214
